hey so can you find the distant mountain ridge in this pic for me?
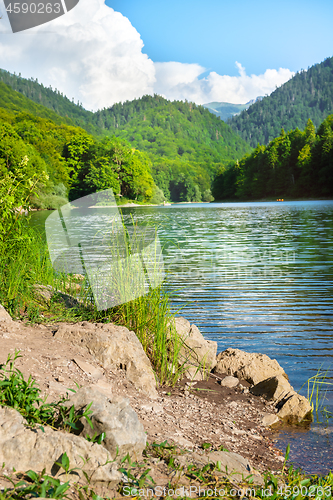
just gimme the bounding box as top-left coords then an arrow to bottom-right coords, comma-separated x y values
228,56 -> 333,147
203,97 -> 263,121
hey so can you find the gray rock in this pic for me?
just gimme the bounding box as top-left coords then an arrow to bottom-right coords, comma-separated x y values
220,376 -> 239,388
251,375 -> 312,423
0,406 -> 121,485
251,375 -> 293,401
64,387 -> 146,461
277,393 -> 312,423
54,323 -> 158,398
214,348 -> 287,385
175,450 -> 262,484
0,304 -> 12,323
173,317 -> 217,380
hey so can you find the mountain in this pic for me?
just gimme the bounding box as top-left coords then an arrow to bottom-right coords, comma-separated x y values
0,72 -> 251,203
228,56 -> 333,147
203,97 -> 263,121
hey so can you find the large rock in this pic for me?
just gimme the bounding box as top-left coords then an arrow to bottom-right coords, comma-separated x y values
214,348 -> 287,385
277,393 -> 312,423
175,450 -> 262,484
0,406 -> 121,485
251,375 -> 312,424
250,375 -> 293,401
174,317 -> 217,380
65,387 -> 146,461
0,305 -> 12,323
54,322 -> 158,398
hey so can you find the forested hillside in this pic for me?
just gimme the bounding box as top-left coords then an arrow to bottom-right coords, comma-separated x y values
229,56 -> 333,147
0,69 -> 97,133
212,116 -> 333,200
94,95 -> 251,201
0,86 -> 157,209
0,72 -> 251,202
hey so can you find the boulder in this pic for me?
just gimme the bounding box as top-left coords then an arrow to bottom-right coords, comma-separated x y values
0,406 -> 121,485
54,322 -> 158,398
214,348 -> 287,385
175,450 -> 262,484
277,393 -> 312,423
250,375 -> 293,401
64,387 -> 146,461
251,375 -> 312,423
0,305 -> 12,323
174,317 -> 217,380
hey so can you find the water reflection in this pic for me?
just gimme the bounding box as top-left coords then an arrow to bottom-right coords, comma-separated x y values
32,200 -> 333,473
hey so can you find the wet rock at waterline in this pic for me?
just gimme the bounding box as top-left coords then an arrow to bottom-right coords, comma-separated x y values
0,406 -> 122,485
251,375 -> 312,424
54,322 -> 158,399
64,387 -> 147,460
277,393 -> 313,423
250,375 -> 293,402
214,348 -> 288,385
173,316 -> 217,380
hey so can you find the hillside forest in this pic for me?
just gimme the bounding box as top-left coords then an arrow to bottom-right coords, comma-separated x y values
1,56 -> 333,207
212,116 -> 333,200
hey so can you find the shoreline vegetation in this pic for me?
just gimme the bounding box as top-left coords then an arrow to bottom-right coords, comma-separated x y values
0,187 -> 332,498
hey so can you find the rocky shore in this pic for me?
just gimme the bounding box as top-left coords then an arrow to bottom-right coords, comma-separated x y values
0,304 -> 313,498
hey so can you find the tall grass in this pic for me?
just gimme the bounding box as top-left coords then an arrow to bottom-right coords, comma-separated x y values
0,218 -> 183,386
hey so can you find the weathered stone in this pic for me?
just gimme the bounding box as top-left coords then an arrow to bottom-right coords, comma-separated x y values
174,317 -> 217,380
220,376 -> 239,388
64,387 -> 146,461
214,348 -> 287,385
0,406 -> 121,485
277,393 -> 312,423
0,305 -> 12,323
73,357 -> 104,380
262,413 -> 280,427
251,375 -> 293,401
175,450 -> 262,484
54,323 -> 158,398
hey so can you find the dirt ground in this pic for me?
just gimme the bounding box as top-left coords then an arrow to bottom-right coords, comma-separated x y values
0,318 -> 286,477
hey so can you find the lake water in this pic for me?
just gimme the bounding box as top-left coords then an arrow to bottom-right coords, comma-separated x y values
31,200 -> 333,474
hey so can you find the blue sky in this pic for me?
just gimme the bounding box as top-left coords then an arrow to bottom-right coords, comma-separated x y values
0,0 -> 332,110
106,0 -> 333,77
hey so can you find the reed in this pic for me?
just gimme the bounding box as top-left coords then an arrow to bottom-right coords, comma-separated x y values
0,220 -> 184,386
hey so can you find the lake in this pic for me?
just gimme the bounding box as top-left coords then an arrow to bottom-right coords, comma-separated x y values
31,199 -> 333,474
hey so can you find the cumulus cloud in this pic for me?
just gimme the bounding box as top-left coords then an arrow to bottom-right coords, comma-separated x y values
0,0 -> 155,110
0,0 -> 293,110
154,61 -> 294,104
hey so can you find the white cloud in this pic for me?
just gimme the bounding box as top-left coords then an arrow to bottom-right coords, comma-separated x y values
153,61 -> 294,104
0,0 -> 155,110
0,0 -> 294,110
